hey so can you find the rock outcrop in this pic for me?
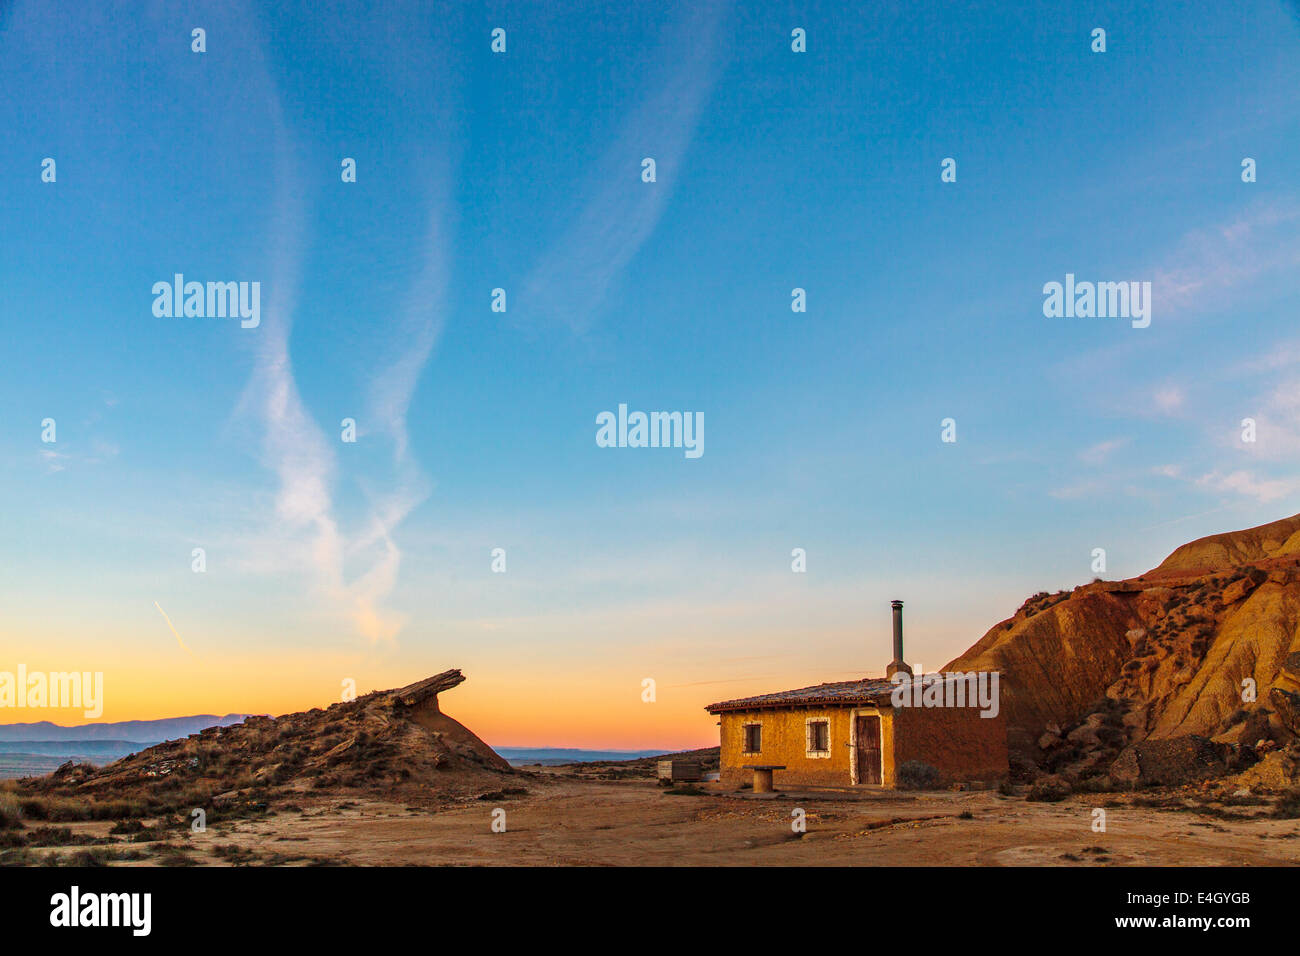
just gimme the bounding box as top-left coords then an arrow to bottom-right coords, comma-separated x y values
945,514 -> 1300,785
1109,736 -> 1227,789
25,669 -> 512,802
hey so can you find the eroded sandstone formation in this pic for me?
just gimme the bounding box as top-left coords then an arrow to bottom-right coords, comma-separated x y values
946,514 -> 1300,787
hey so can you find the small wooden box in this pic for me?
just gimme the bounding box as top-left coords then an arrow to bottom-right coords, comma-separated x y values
657,759 -> 702,782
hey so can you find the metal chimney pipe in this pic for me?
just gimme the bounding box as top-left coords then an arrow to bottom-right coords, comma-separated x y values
887,599 -> 912,678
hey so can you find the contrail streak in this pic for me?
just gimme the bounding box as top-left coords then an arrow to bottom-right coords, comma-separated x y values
154,601 -> 196,658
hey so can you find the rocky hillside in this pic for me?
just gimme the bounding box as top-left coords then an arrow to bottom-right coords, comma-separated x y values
946,514 -> 1300,784
25,670 -> 513,803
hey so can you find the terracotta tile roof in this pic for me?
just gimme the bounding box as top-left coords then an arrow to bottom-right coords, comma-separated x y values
705,677 -> 896,713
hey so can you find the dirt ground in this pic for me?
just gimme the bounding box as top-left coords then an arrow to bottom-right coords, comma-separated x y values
20,772 -> 1300,866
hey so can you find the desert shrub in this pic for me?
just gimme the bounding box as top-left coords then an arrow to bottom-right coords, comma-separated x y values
63,849 -> 108,866
26,826 -> 111,847
1019,592 -> 1050,616
154,785 -> 214,814
267,765 -> 295,785
896,761 -> 940,790
89,800 -> 146,820
0,794 -> 24,830
26,827 -> 76,846
16,797 -> 53,821
280,742 -> 307,760
56,847 -> 145,865
18,795 -> 140,822
149,843 -> 197,866
1272,789 -> 1300,820
1026,776 -> 1071,802
997,779 -> 1017,796
211,843 -> 259,863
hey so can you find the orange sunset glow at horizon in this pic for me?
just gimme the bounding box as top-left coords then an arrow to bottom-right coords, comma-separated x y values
0,597 -> 1012,751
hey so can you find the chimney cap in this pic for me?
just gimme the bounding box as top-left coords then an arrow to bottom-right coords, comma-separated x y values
890,599 -> 904,608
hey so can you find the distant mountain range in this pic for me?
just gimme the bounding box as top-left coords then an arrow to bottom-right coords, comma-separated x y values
0,714 -> 252,779
0,712 -> 674,777
0,740 -> 143,756
0,714 -> 250,743
0,741 -> 147,778
494,747 -> 664,766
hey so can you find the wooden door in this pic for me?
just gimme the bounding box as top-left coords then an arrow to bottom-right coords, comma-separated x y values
855,715 -> 882,785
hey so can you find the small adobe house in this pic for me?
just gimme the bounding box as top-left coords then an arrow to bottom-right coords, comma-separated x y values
706,601 -> 1008,790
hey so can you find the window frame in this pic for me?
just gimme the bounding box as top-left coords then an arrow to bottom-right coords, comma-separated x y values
805,716 -> 831,758
741,721 -> 762,755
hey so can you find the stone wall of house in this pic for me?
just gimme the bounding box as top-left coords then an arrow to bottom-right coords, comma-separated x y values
717,707 -> 897,788
893,703 -> 1008,786
717,707 -> 852,788
715,701 -> 1007,789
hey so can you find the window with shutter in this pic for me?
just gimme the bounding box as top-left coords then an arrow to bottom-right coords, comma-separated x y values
806,718 -> 830,757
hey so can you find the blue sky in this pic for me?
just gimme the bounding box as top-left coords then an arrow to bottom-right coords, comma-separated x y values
1,0 -> 1299,746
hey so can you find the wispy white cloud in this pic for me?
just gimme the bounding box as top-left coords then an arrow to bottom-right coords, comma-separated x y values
366,187 -> 451,464
1078,438 -> 1129,465
37,437 -> 119,474
1237,340 -> 1300,373
1193,469 -> 1300,504
239,113 -> 349,625
1048,480 -> 1106,500
236,82 -> 449,646
1153,385 -> 1186,414
1145,336 -> 1300,506
520,5 -> 726,330
1151,200 -> 1300,319
1220,378 -> 1300,463
343,188 -> 454,642
39,448 -> 68,473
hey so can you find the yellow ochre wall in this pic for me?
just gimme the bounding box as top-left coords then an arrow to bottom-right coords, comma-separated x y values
716,707 -> 896,789
716,703 -> 1006,789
